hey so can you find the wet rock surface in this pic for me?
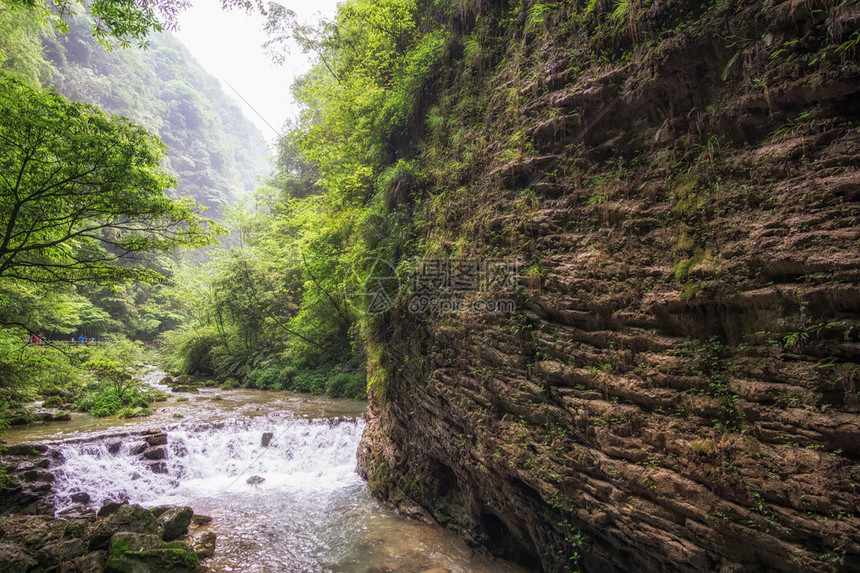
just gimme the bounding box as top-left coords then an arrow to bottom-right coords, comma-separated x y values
245,475 -> 265,486
0,431 -> 215,572
156,506 -> 193,541
260,431 -> 274,447
0,503 -> 214,573
0,443 -> 63,515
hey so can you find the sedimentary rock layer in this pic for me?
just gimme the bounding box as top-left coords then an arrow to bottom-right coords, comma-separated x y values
358,1 -> 860,571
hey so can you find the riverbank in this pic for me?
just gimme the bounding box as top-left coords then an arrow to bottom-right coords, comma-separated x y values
1,366 -> 367,445
0,496 -> 214,573
1,368 -> 531,572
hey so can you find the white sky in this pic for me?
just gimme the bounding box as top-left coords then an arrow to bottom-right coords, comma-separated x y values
174,0 -> 341,142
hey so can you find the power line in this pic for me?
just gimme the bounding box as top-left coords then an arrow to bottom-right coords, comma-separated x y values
218,76 -> 283,138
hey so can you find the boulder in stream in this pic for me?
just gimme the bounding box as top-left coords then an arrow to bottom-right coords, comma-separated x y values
97,500 -> 128,517
20,457 -> 50,469
144,432 -> 168,447
3,409 -> 72,426
157,506 -> 193,541
107,532 -> 199,572
129,442 -> 148,456
171,385 -> 199,393
28,481 -> 52,493
142,445 -> 167,460
89,504 -> 163,550
4,443 -> 48,456
147,461 -> 168,474
22,468 -> 54,483
191,515 -> 212,526
188,530 -> 217,559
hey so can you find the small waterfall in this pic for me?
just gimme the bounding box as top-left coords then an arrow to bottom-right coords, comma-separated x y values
52,415 -> 366,511
139,365 -> 172,393
38,391 -> 524,572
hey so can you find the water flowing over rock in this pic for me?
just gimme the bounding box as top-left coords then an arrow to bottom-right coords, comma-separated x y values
49,416 -> 365,511
3,378 -> 531,571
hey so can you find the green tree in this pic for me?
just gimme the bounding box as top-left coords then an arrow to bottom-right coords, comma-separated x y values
1,0 -> 188,48
159,0 -> 448,396
0,3 -> 51,85
0,72 -> 219,285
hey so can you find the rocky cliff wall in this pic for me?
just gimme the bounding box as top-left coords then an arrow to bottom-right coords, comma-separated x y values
358,0 -> 860,571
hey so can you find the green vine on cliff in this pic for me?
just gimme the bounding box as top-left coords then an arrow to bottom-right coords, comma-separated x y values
680,337 -> 743,429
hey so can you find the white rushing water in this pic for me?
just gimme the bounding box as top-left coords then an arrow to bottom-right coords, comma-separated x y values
52,415 -> 364,510
29,370 -> 531,572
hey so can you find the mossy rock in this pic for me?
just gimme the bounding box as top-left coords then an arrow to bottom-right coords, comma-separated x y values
170,386 -> 199,394
156,506 -> 193,541
0,542 -> 37,571
42,396 -> 65,408
4,413 -> 28,426
89,505 -> 161,550
107,532 -> 199,572
3,443 -> 48,456
74,549 -> 107,573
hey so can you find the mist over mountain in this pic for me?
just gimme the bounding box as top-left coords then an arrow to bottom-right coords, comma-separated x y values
42,17 -> 270,212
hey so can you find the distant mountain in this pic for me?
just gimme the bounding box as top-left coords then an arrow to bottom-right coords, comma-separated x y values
41,17 -> 270,213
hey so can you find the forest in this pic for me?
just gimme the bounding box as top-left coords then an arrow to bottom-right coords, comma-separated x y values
0,0 -> 275,416
0,0 -> 451,418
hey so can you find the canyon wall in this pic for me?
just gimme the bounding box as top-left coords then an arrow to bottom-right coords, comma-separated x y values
358,0 -> 860,571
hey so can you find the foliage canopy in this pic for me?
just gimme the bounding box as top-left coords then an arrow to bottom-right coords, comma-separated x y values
0,72 -> 219,285
1,0 -> 188,48
157,0 -> 448,398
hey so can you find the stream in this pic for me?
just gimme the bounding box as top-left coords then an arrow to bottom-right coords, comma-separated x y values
5,367 -> 530,573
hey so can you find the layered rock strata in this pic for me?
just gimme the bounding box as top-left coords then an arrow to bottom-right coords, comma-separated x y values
358,0 -> 860,571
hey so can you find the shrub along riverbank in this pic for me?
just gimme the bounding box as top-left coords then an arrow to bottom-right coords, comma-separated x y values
159,364 -> 366,400
0,338 -> 366,436
0,337 -> 169,424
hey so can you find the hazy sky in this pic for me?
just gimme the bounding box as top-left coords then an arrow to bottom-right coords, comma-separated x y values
175,0 -> 340,142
